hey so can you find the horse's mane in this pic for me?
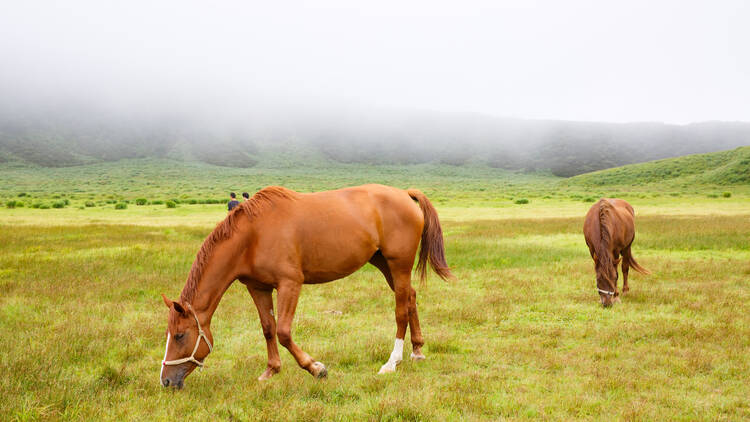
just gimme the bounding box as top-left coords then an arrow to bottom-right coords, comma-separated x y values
179,186 -> 299,304
595,199 -> 615,286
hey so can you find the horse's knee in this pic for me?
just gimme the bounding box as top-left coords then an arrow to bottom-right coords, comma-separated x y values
261,324 -> 274,341
277,329 -> 292,347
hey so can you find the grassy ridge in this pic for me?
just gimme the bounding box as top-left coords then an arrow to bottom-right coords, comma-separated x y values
567,146 -> 750,187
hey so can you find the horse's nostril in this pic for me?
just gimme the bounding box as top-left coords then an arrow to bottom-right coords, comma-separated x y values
162,378 -> 170,387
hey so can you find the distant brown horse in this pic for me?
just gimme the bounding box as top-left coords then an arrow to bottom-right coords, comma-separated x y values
160,184 -> 452,388
583,198 -> 649,307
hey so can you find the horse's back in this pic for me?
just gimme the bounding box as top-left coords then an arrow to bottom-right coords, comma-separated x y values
608,198 -> 634,216
251,184 -> 423,283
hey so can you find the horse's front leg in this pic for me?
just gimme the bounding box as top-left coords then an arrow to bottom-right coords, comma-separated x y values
621,246 -> 631,294
276,280 -> 327,378
246,286 -> 281,381
612,254 -> 622,303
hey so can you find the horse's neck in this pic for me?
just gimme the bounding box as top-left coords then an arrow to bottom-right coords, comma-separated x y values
190,277 -> 232,327
188,227 -> 249,326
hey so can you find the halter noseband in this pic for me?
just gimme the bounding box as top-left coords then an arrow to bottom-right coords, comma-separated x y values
598,288 -> 615,296
162,303 -> 213,368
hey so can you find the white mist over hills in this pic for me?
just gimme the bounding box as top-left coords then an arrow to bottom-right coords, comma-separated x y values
0,1 -> 748,174
1,101 -> 748,176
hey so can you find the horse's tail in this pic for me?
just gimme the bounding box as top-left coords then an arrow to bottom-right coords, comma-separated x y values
407,189 -> 453,281
624,248 -> 650,275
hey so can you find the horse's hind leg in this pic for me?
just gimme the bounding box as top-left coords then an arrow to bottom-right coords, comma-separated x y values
407,287 -> 425,360
275,279 -> 327,378
377,257 -> 415,374
370,252 -> 425,362
246,286 -> 281,381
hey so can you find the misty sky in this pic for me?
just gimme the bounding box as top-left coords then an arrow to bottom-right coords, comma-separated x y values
1,0 -> 748,124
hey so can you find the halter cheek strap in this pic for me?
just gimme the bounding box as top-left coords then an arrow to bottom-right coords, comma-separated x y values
162,303 -> 213,368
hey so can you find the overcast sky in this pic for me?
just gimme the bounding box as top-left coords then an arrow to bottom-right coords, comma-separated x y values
1,0 -> 748,124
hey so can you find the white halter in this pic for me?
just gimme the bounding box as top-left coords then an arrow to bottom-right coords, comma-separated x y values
162,303 -> 213,368
598,288 -> 615,296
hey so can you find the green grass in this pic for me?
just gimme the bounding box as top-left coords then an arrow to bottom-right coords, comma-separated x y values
1,157 -> 750,420
1,196 -> 750,420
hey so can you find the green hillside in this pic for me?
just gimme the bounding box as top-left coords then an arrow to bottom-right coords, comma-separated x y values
566,146 -> 750,187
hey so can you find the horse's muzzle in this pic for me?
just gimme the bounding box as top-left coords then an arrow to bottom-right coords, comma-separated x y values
161,367 -> 187,389
161,376 -> 184,389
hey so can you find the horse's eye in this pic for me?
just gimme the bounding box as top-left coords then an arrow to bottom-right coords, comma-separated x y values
174,333 -> 185,341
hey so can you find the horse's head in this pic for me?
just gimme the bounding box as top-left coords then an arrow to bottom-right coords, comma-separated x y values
160,294 -> 213,389
595,256 -> 620,308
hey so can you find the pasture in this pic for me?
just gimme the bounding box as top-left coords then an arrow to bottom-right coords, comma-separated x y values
1,160 -> 749,420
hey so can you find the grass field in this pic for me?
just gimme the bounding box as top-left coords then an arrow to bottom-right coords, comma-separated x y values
1,157 -> 750,420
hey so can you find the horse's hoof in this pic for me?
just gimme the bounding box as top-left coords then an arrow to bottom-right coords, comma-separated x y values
311,361 -> 327,379
378,361 -> 398,374
257,366 -> 279,381
410,352 -> 426,361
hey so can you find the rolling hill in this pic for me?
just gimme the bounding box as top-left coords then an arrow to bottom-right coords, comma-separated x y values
565,146 -> 750,186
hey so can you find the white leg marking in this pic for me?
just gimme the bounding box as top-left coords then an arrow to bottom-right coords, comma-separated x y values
378,338 -> 404,374
160,332 -> 170,383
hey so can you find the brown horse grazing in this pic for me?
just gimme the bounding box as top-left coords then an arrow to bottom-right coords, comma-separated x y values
160,184 -> 452,388
583,198 -> 649,307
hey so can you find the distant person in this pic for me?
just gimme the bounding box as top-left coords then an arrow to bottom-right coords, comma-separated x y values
227,192 -> 240,212
242,192 -> 250,201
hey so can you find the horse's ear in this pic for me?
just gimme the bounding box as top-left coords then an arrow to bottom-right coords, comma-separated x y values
161,293 -> 173,308
172,301 -> 187,315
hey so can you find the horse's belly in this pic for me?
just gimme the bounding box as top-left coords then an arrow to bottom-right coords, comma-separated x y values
301,242 -> 378,284
296,201 -> 380,283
